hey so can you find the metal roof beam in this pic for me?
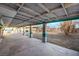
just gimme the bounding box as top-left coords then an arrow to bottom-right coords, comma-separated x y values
18,12 -> 42,21
18,4 -> 59,20
19,12 -> 34,17
16,3 -> 79,20
14,13 -> 79,27
16,15 -> 31,19
38,3 -> 49,12
12,3 -> 79,27
15,15 -> 37,22
15,4 -> 44,20
61,3 -> 68,17
8,3 -> 24,26
23,7 -> 46,19
15,21 -> 34,27
23,7 -> 40,15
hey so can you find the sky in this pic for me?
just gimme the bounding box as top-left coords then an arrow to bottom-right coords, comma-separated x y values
34,20 -> 79,28
73,20 -> 79,28
47,22 -> 61,28
47,20 -> 79,28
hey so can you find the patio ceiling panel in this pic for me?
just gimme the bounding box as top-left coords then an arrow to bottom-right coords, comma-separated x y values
0,3 -> 79,27
66,4 -> 79,15
53,8 -> 66,17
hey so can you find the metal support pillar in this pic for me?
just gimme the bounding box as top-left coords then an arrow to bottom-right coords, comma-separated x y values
20,27 -> 21,33
16,28 -> 18,33
29,25 -> 32,38
42,23 -> 47,43
23,27 -> 25,35
21,27 -> 22,33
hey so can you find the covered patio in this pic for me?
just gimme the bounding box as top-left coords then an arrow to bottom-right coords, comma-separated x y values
0,3 -> 79,56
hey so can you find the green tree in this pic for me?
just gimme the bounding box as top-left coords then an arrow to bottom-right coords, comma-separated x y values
60,21 -> 76,35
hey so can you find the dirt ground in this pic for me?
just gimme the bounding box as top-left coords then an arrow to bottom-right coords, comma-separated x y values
32,32 -> 79,51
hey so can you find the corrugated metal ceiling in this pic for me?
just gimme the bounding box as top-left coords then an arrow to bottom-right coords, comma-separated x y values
0,3 -> 79,27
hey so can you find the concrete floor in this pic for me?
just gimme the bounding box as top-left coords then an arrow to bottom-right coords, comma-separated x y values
0,33 -> 79,56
